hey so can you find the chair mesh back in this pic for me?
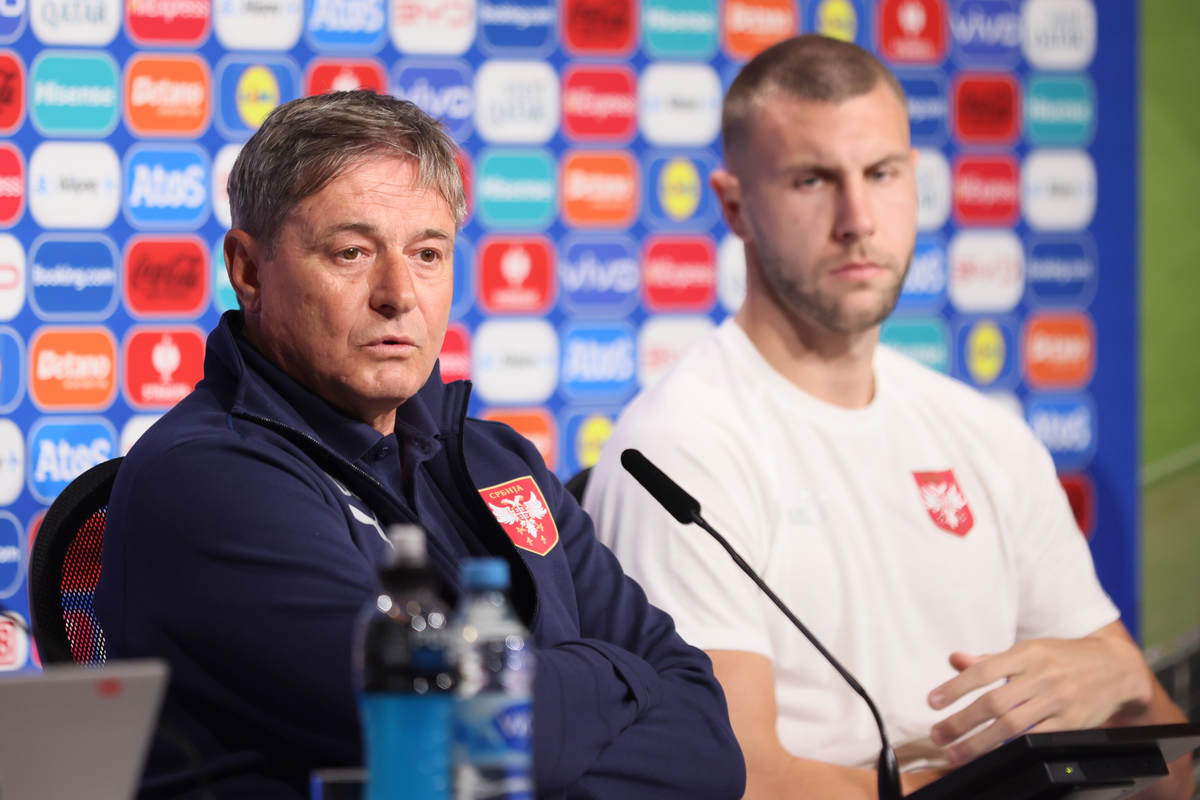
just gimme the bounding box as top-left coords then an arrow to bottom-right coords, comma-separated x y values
61,506 -> 107,665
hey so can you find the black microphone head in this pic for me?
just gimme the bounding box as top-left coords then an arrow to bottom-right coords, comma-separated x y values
620,449 -> 701,525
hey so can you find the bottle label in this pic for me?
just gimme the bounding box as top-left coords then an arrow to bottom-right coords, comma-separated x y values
361,693 -> 453,800
454,693 -> 533,768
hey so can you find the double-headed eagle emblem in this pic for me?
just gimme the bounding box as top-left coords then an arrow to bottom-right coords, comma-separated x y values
488,493 -> 550,543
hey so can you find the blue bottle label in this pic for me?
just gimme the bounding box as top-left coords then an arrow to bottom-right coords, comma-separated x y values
361,692 -> 453,800
454,694 -> 533,767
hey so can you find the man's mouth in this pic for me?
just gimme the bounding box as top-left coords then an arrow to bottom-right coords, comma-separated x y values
830,261 -> 887,281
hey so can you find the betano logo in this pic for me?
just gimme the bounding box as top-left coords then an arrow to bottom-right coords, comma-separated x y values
1022,311 -> 1094,389
29,50 -> 119,137
28,141 -> 120,230
480,407 -> 556,468
28,233 -> 119,321
723,0 -> 794,60
642,0 -> 717,59
561,151 -> 637,228
642,234 -> 715,312
308,0 -> 386,51
306,58 -> 386,96
563,0 -> 635,55
124,144 -> 209,230
27,416 -> 116,504
125,53 -> 210,137
878,0 -> 946,64
477,235 -> 555,314
29,326 -> 116,411
390,0 -> 475,54
559,321 -> 637,401
0,50 -> 26,134
439,322 -> 470,382
953,155 -> 1018,226
122,326 -> 204,409
0,143 -> 24,228
952,72 -> 1019,144
124,235 -> 208,318
125,0 -> 210,45
561,65 -> 636,142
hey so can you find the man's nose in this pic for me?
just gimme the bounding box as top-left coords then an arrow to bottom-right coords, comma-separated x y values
833,177 -> 876,243
370,255 -> 419,318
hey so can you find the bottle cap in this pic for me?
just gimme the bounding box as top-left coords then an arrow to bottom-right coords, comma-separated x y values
386,525 -> 428,567
461,557 -> 509,590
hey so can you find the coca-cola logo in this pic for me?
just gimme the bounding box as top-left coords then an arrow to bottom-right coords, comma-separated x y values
953,72 -> 1020,144
563,0 -> 635,54
124,236 -> 208,318
0,51 -> 24,134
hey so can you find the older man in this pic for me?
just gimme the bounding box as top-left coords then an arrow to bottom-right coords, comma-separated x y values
95,92 -> 744,800
584,36 -> 1191,800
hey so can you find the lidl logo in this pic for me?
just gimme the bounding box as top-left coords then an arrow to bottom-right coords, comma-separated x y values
561,151 -> 638,228
637,315 -> 712,388
0,419 -> 22,503
124,54 -> 211,138
915,147 -> 950,231
478,0 -> 555,55
1022,311 -> 1094,389
0,50 -> 25,133
953,155 -> 1018,226
122,326 -> 205,409
475,60 -> 558,145
563,0 -> 635,55
211,143 -> 240,228
29,327 -> 117,411
472,318 -> 558,404
559,234 -> 639,316
449,235 -> 473,319
480,407 -> 556,469
947,228 -> 1023,313
897,234 -> 947,310
214,0 -> 303,50
391,61 -> 472,141
878,0 -> 947,65
953,315 -> 1018,388
26,416 -> 116,503
1025,234 -> 1097,307
0,234 -> 24,320
1021,0 -> 1095,70
1021,149 -> 1096,231
559,408 -> 616,476
952,72 -> 1019,145
561,65 -> 636,143
1058,473 -> 1094,538
807,0 -> 869,46
29,0 -> 120,45
29,50 -> 119,137
476,148 -> 556,230
124,235 -> 209,319
28,141 -> 120,230
644,151 -> 718,229
1026,74 -> 1095,147
0,143 -> 24,228
1026,392 -> 1096,470
306,0 -> 385,51
643,0 -> 717,59
124,144 -> 210,230
722,0 -> 795,61
880,315 -> 949,373
126,0 -> 211,45
0,327 -> 24,413
439,322 -> 470,382
0,512 -> 23,600
717,232 -> 745,313
560,321 -> 637,401
901,72 -> 947,143
642,234 -> 715,313
390,0 -> 476,54
478,235 -> 555,314
950,0 -> 1019,65
639,63 -> 721,146
0,0 -> 26,43
216,56 -> 299,139
28,234 -> 118,321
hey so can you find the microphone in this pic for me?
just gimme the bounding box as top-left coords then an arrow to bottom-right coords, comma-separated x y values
620,448 -> 904,800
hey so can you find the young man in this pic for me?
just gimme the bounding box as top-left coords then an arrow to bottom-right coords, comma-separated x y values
584,36 -> 1191,800
95,91 -> 744,800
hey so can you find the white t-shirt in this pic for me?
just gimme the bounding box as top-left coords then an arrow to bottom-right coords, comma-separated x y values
584,319 -> 1119,771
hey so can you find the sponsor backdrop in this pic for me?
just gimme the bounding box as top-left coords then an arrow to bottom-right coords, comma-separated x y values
0,0 -> 1136,672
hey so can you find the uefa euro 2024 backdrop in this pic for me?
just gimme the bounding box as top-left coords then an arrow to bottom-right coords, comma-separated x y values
0,0 -> 1139,672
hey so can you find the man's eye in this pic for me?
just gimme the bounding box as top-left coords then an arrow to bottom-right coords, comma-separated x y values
418,249 -> 439,263
794,176 -> 822,189
339,247 -> 362,260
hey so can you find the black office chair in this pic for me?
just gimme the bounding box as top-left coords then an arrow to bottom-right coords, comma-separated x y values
564,467 -> 591,505
28,457 -> 123,666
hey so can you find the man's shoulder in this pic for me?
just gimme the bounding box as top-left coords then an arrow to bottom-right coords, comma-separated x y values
877,345 -> 1026,424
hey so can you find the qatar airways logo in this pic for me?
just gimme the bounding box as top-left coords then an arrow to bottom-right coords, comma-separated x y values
30,0 -> 120,44
474,60 -> 558,144
1021,0 -> 1095,70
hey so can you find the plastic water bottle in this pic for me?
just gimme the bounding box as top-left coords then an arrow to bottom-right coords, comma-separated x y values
355,525 -> 458,800
453,558 -> 535,800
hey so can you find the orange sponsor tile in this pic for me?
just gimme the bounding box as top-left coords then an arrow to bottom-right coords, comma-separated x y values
1022,311 -> 1095,389
125,54 -> 211,137
481,407 -> 557,470
29,327 -> 118,411
561,150 -> 638,228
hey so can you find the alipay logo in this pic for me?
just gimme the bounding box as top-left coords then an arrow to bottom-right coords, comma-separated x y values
897,234 -> 947,310
28,234 -> 118,321
900,72 -> 948,144
0,0 -> 28,43
124,144 -> 209,230
560,321 -> 637,401
305,0 -> 385,51
639,63 -> 721,147
30,50 -> 118,136
472,318 -> 558,404
1021,148 -> 1096,231
27,416 -> 116,503
642,0 -> 717,59
30,0 -> 120,45
214,0 -> 303,50
28,141 -> 120,230
392,60 -> 474,142
476,148 -> 556,230
559,234 -> 639,316
1024,234 -> 1097,307
1026,392 -> 1096,470
950,0 -> 1019,65
1026,74 -> 1095,147
478,0 -> 556,56
880,316 -> 949,373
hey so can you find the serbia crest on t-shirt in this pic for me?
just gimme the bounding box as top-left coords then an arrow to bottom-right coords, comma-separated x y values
479,476 -> 560,555
912,469 -> 974,536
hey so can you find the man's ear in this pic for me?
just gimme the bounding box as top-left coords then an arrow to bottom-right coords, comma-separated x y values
225,230 -> 264,314
710,168 -> 751,241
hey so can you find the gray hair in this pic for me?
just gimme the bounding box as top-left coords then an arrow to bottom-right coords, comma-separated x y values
227,90 -> 467,258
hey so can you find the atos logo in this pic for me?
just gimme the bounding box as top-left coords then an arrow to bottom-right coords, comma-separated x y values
559,234 -> 639,316
392,61 -> 472,141
124,54 -> 211,138
563,0 -> 635,56
27,416 -> 116,503
1022,149 -> 1096,231
30,0 -> 120,45
0,144 -> 25,229
947,228 -> 1023,313
28,234 -> 118,321
476,149 -> 556,230
1022,311 -> 1094,390
28,141 -> 120,230
1059,473 -> 1095,538
390,0 -> 476,55
439,322 -> 470,382
560,321 -> 637,401
1026,74 -> 1095,147
0,50 -> 26,133
643,0 -> 717,59
0,514 -> 22,602
216,56 -> 300,139
717,233 -> 745,313
29,50 -> 119,137
897,234 -> 947,310
126,0 -> 211,45
950,0 -> 1019,65
0,0 -> 27,43
878,0 -> 947,65
124,145 -> 209,231
562,65 -> 636,143
1025,234 -> 1097,307
901,72 -> 947,143
214,0 -> 303,51
639,63 -> 721,147
477,0 -> 555,55
123,326 -> 205,410
953,155 -> 1018,226
475,60 -> 558,144
722,0 -> 795,61
0,327 -> 24,413
1026,392 -> 1096,470
480,408 -> 556,469
645,151 -> 718,229
953,315 -> 1018,388
306,59 -> 386,96
472,318 -> 558,404
562,151 -> 638,228
0,235 -> 25,321
306,0 -> 384,51
807,0 -> 869,46
29,327 -> 116,411
952,72 -> 1019,145
880,316 -> 949,373
559,409 -> 616,476
1021,0 -> 1095,70
477,235 -> 555,315
124,235 -> 208,319
915,148 -> 950,231
642,234 -> 715,313
637,316 -> 712,388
